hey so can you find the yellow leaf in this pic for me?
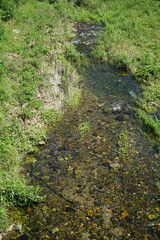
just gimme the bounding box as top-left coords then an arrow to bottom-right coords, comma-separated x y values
87,209 -> 94,216
97,136 -> 102,139
120,73 -> 129,76
148,214 -> 155,220
119,211 -> 129,220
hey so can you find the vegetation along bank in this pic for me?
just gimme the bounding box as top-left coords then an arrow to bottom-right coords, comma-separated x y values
0,0 -> 160,233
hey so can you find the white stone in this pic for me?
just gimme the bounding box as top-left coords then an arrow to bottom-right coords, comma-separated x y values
7,224 -> 15,232
15,224 -> 23,233
13,29 -> 20,34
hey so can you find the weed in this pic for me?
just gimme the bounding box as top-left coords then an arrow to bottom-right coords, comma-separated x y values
66,88 -> 82,107
1,176 -> 44,207
41,109 -> 63,124
137,109 -> 160,137
118,130 -> 129,156
78,122 -> 91,133
0,207 -> 7,231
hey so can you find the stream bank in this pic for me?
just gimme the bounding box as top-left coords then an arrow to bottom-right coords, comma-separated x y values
0,1 -> 83,233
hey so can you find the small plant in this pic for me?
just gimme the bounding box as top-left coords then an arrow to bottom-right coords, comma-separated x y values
1,177 -> 44,207
64,42 -> 87,68
78,121 -> 91,133
0,207 -> 7,231
41,108 -> 63,124
0,20 -> 4,39
118,130 -> 129,156
137,109 -> 160,137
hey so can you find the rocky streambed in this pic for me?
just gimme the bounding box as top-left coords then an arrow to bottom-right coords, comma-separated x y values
3,23 -> 160,240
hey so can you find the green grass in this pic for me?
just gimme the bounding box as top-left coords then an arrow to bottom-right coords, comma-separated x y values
137,109 -> 160,137
0,0 -> 83,231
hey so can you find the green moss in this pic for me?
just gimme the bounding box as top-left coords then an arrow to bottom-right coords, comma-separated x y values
118,130 -> 129,156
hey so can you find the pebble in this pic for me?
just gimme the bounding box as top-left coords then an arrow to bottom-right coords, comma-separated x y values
110,162 -> 121,169
39,140 -> 45,145
112,105 -> 121,111
15,224 -> 23,234
7,224 -> 14,232
13,29 -> 20,34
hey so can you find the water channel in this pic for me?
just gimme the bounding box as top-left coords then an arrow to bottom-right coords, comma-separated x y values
7,23 -> 160,240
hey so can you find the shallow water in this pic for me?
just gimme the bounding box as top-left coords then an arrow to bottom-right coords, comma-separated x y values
8,24 -> 160,240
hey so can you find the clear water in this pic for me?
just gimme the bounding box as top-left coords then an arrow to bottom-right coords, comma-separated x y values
7,24 -> 160,240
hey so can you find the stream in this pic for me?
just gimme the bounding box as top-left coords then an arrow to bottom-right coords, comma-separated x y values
7,23 -> 160,240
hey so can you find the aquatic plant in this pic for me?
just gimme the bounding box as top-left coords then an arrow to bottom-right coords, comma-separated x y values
118,130 -> 129,156
78,121 -> 91,133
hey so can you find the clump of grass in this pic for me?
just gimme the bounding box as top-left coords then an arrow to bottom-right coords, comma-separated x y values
66,88 -> 82,107
137,109 -> 160,138
0,207 -> 8,231
1,176 -> 44,207
41,109 -> 63,124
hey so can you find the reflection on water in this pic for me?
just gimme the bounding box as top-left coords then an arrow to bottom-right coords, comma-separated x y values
8,24 -> 160,240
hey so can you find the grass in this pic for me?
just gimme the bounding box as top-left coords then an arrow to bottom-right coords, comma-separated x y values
136,109 -> 160,137
0,0 -> 83,231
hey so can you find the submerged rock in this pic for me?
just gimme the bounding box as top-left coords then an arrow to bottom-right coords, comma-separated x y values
129,90 -> 138,99
111,102 -> 122,111
110,162 -> 121,170
112,105 -> 121,111
102,206 -> 113,229
39,140 -> 45,145
111,227 -> 125,240
15,224 -> 23,234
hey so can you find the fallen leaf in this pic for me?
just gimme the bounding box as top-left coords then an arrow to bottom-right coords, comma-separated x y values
87,209 -> 94,216
142,236 -> 149,240
97,136 -> 102,139
120,73 -> 129,76
148,214 -> 155,220
87,223 -> 97,230
119,211 -> 129,220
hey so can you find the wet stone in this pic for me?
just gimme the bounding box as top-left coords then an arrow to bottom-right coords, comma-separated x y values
110,162 -> 121,170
